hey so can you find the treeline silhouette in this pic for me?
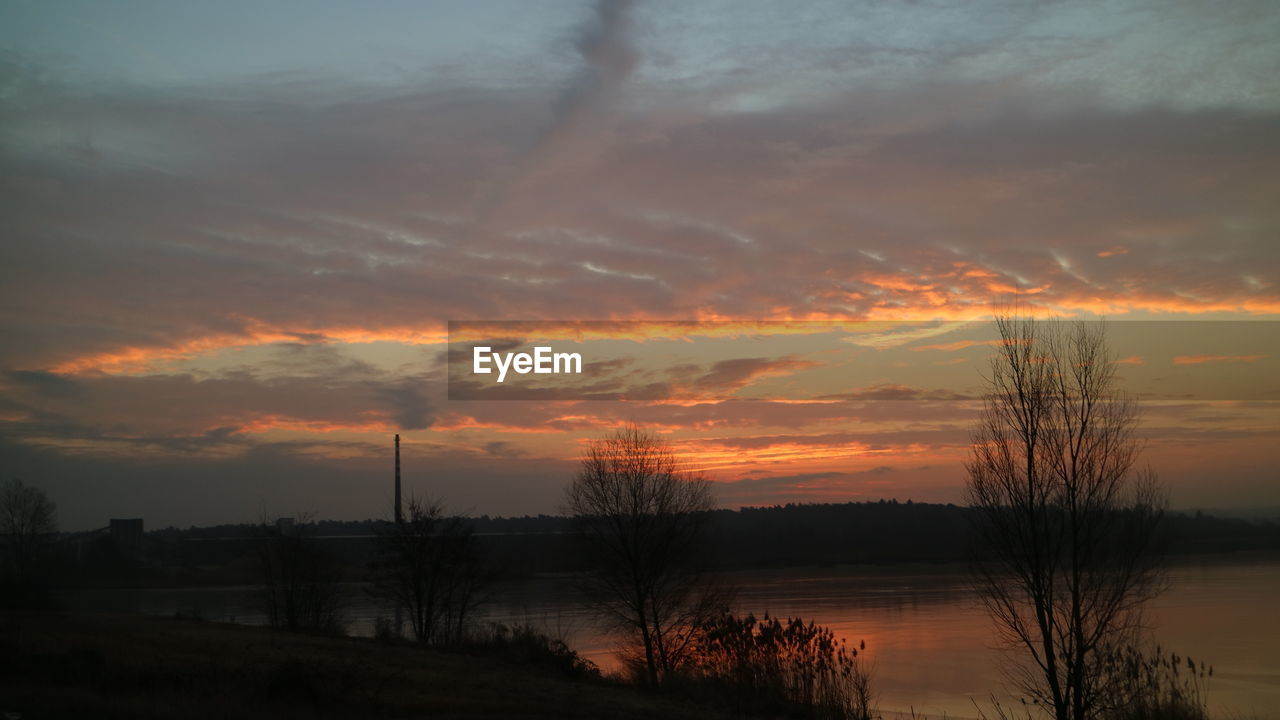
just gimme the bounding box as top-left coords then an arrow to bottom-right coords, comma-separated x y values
56,501 -> 1280,587
475,501 -> 1280,569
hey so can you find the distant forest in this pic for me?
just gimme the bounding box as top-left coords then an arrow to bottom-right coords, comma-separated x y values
100,501 -> 1280,585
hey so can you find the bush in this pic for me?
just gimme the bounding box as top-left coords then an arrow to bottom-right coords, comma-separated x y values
450,622 -> 601,680
1097,644 -> 1211,720
675,612 -> 875,720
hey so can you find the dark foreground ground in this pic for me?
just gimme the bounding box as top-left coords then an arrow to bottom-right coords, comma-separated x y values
0,611 -> 729,720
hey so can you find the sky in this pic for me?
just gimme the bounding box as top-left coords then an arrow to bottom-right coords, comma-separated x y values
1,0 -> 1278,530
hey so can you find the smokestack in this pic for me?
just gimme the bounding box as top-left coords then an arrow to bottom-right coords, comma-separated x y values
394,433 -> 402,524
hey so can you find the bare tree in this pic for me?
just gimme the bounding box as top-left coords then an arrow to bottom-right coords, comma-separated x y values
369,498 -> 494,645
253,512 -> 347,633
565,425 -> 724,687
1,477 -> 57,607
966,316 -> 1165,720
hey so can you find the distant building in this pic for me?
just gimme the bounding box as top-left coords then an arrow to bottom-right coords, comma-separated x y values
109,518 -> 144,549
275,517 -> 295,534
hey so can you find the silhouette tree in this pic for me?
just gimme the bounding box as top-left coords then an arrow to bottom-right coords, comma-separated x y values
565,425 -> 723,687
253,512 -> 346,633
966,316 -> 1165,720
369,498 -> 494,645
0,477 -> 57,607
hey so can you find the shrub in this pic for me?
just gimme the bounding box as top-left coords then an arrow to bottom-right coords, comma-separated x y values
440,622 -> 602,680
1097,644 -> 1211,720
676,612 -> 875,720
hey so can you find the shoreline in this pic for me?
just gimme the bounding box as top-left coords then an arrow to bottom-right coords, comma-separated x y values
1,609 -> 997,720
1,610 -> 735,720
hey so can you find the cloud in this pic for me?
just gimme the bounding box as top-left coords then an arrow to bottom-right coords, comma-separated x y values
3,5 -> 1279,524
713,465 -> 945,506
4,67 -> 1278,377
6,369 -> 83,398
485,0 -> 639,217
0,369 -> 441,450
379,380 -> 435,431
911,340 -> 1002,352
815,384 -> 975,401
555,0 -> 637,133
1173,354 -> 1267,365
692,356 -> 821,393
448,352 -> 824,402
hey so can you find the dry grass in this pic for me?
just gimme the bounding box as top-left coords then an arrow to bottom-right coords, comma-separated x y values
0,611 -> 731,719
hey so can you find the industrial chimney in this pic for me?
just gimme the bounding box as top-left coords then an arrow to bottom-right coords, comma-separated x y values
394,433 -> 402,524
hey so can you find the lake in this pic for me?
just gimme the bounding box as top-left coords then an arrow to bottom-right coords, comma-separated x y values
65,556 -> 1279,718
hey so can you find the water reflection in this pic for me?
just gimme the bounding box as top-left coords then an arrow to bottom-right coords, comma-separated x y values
62,557 -> 1280,718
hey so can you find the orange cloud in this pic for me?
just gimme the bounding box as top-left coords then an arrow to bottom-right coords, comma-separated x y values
49,322 -> 450,375
676,440 -> 953,475
1116,355 -> 1147,365
912,339 -> 1002,352
1173,354 -> 1267,365
677,442 -> 885,474
235,414 -> 396,435
1045,294 -> 1280,317
52,318 -> 885,377
449,318 -> 884,343
431,415 -> 563,434
51,327 -> 299,375
44,289 -> 1280,380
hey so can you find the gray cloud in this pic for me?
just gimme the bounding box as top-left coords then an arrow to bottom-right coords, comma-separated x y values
3,61 -> 1277,373
554,0 -> 637,137
2,2 -> 1278,525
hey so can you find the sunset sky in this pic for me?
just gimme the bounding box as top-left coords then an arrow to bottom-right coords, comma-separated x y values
2,0 -> 1278,530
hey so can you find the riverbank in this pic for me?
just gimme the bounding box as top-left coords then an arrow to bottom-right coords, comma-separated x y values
0,611 -> 732,720
41,556 -> 1280,717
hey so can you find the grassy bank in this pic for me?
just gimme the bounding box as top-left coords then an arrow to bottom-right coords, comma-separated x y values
0,611 -> 730,720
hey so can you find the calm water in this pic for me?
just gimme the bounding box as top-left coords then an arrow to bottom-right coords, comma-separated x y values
66,557 -> 1279,718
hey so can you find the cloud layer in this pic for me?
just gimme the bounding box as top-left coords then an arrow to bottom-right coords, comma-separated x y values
2,1 -> 1278,527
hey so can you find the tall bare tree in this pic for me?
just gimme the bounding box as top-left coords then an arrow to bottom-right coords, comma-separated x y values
565,425 -> 724,687
1,477 -> 57,608
966,316 -> 1165,720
